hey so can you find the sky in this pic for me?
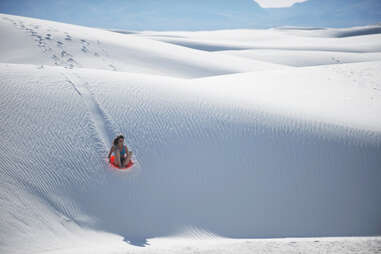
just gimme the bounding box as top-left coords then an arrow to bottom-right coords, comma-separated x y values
0,0 -> 380,30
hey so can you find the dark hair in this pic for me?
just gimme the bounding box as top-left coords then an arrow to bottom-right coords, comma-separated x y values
113,135 -> 124,146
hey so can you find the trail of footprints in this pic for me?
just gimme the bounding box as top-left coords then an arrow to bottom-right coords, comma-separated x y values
2,16 -> 117,71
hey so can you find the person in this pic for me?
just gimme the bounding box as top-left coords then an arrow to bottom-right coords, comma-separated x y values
108,135 -> 132,168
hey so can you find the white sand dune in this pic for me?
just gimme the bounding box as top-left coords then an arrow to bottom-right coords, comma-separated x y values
274,24 -> 381,38
214,49 -> 381,67
135,27 -> 381,50
0,13 -> 381,254
149,34 -> 381,53
135,26 -> 381,67
0,14 -> 287,79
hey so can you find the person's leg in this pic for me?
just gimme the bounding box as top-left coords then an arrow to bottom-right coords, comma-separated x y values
115,149 -> 122,167
125,151 -> 133,166
121,157 -> 126,167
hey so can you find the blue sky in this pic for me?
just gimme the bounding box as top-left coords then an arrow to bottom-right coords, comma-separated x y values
0,0 -> 380,30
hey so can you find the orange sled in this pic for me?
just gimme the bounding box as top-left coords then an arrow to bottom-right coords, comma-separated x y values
109,155 -> 134,170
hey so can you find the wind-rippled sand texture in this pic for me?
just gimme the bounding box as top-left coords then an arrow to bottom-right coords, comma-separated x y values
0,13 -> 381,254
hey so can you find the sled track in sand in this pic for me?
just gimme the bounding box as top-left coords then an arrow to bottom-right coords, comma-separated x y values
63,73 -> 114,151
62,72 -> 140,171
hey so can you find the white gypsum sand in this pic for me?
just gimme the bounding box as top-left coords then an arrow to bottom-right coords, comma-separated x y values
0,13 -> 380,254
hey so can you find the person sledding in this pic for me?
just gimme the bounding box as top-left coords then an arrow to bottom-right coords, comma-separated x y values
108,135 -> 133,168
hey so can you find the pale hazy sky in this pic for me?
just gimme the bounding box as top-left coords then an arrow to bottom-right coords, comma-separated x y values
253,0 -> 309,8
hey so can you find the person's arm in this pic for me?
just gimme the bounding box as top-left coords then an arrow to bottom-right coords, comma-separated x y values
124,145 -> 129,157
108,146 -> 114,159
125,145 -> 132,156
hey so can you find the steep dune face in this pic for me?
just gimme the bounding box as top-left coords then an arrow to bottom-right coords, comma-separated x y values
1,63 -> 380,251
0,13 -> 381,254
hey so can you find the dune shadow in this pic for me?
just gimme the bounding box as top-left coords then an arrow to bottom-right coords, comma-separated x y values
160,40 -> 251,51
336,27 -> 381,37
110,30 -> 138,35
123,237 -> 150,247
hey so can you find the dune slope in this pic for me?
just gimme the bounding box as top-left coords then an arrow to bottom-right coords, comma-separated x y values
0,14 -> 287,78
1,62 -> 380,253
0,13 -> 381,254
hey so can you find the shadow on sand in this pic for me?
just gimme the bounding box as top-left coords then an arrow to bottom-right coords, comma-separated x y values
123,237 -> 150,247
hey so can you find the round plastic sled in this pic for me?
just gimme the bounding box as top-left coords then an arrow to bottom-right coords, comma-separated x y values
109,155 -> 134,170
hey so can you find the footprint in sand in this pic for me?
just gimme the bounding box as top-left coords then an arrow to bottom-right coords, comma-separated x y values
66,58 -> 77,69
61,50 -> 72,58
34,34 -> 42,42
81,46 -> 88,53
109,64 -> 117,71
80,39 -> 90,46
52,55 -> 60,65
